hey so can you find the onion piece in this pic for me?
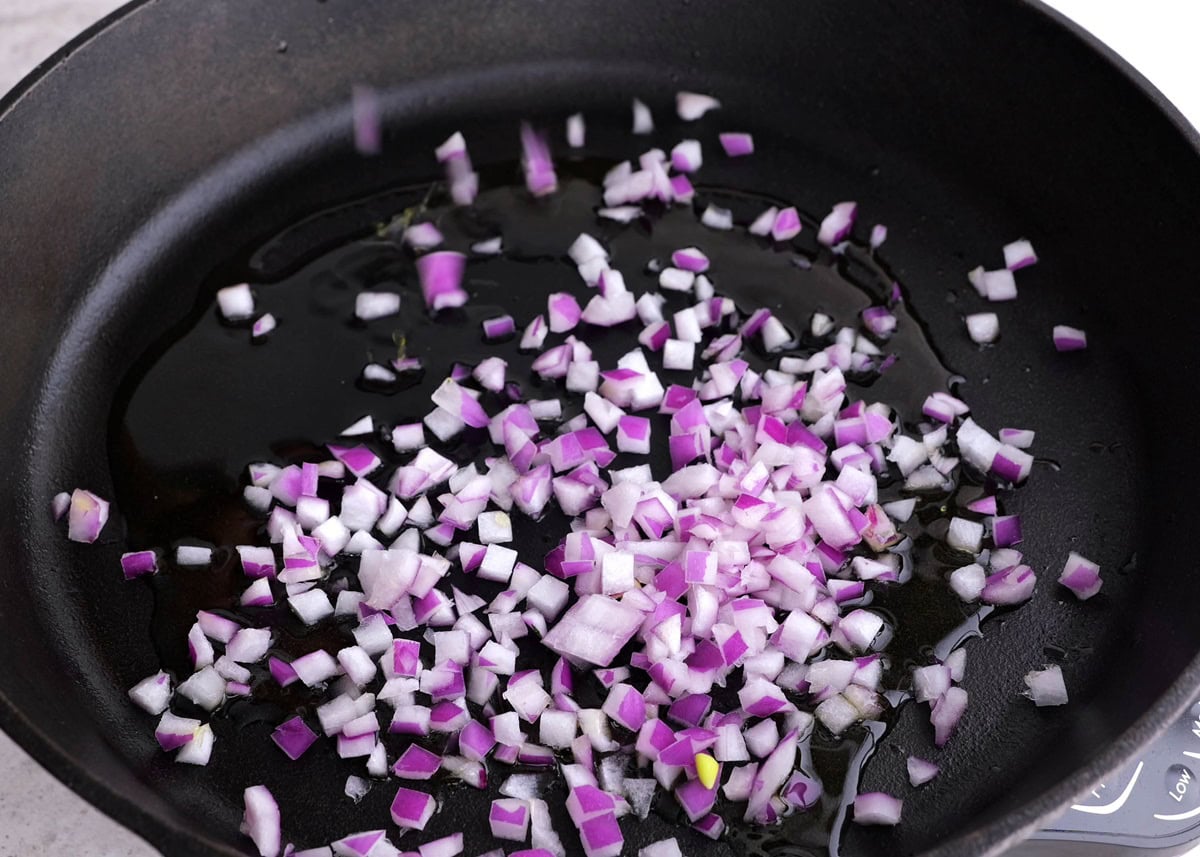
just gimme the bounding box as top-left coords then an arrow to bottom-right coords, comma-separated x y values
331,831 -> 388,857
543,595 -> 644,667
355,291 -> 400,321
931,686 -> 968,746
351,85 -> 382,156
273,716 -> 318,760
817,202 -> 857,246
1024,664 -> 1069,706
744,728 -> 797,822
390,786 -> 436,830
521,123 -> 558,197
639,839 -> 682,857
67,488 -> 109,543
417,251 -> 468,311
121,550 -> 158,580
128,671 -> 172,715
907,756 -> 940,786
676,91 -> 721,120
718,133 -> 754,157
853,792 -> 902,826
631,99 -> 654,135
1053,325 -> 1088,352
1003,238 -> 1038,270
965,312 -> 999,344
566,113 -> 585,148
1058,551 -> 1102,600
242,785 -> 281,857
252,314 -> 276,339
405,221 -> 444,250
217,283 -> 255,321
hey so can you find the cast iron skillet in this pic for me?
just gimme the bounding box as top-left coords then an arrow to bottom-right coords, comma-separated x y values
2,1 -> 1200,855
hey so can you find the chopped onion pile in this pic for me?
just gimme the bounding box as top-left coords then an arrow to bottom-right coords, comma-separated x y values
58,90 -> 1103,856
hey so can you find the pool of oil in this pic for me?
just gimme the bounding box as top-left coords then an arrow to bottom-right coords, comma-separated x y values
107,160 -> 997,855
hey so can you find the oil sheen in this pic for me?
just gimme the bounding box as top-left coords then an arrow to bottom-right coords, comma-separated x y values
108,163 -> 982,855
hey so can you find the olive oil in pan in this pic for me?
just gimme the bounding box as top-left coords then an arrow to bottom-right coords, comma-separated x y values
109,163 -> 975,853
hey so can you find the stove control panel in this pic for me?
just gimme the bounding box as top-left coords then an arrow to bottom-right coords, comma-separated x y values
1011,700 -> 1200,855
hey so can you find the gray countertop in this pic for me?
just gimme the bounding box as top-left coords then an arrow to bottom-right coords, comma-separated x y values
1,2 -> 162,848
0,2 -> 1196,856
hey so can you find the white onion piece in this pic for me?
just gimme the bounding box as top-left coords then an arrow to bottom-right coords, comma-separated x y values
566,113 -> 585,148
217,283 -> 255,321
631,99 -> 653,134
853,792 -> 902,826
176,723 -> 214,766
965,312 -> 999,344
241,785 -> 281,857
1024,665 -> 1069,706
675,91 -> 721,120
355,292 -> 401,321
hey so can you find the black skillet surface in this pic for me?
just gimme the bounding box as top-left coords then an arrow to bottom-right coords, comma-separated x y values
1,1 -> 1200,856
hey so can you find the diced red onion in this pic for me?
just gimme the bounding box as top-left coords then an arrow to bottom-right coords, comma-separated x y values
566,113 -> 585,148
490,798 -> 531,841
817,202 -> 857,246
331,831 -> 388,857
770,207 -> 801,242
1053,324 -> 1088,352
482,316 -> 516,343
252,314 -> 276,339
217,283 -> 255,321
631,99 -> 653,135
598,205 -> 642,223
1024,664 -> 1069,706
861,306 -> 896,338
1058,551 -> 1101,600
981,564 -> 1037,605
640,839 -> 682,857
965,312 -> 999,344
242,785 -> 281,857
984,268 -> 1018,301
700,205 -> 733,231
676,91 -> 721,120
176,723 -> 214,766
176,545 -> 213,566
520,123 -> 557,198
931,686 -> 968,746
1003,238 -> 1038,270
472,236 -> 503,255
548,293 -> 582,333
128,671 -> 172,715
579,812 -> 623,857
718,132 -> 754,157
907,756 -> 940,786
949,563 -> 986,601
390,786 -> 436,830
121,550 -> 157,580
67,488 -> 109,543
544,595 -> 644,667
417,251 -> 468,311
405,221 -> 444,250
670,140 -> 702,173
51,491 -> 71,520
669,174 -> 695,202
744,728 -> 796,822
351,85 -> 382,156
852,792 -> 902,826
272,716 -> 318,760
